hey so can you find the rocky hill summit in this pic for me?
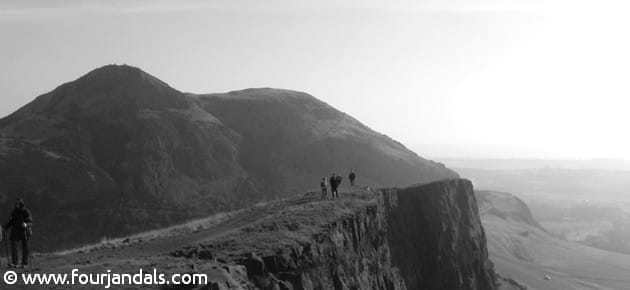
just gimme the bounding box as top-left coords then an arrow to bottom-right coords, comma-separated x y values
26,179 -> 496,290
0,65 -> 457,250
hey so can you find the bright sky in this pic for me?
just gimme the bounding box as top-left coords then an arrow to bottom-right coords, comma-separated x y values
1,0 -> 628,160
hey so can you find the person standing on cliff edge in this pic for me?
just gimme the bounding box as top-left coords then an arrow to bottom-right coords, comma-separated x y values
349,170 -> 356,187
330,173 -> 339,199
320,178 -> 328,199
4,198 -> 32,268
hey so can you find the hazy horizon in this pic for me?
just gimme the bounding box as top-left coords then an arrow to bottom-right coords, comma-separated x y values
2,0 -> 629,160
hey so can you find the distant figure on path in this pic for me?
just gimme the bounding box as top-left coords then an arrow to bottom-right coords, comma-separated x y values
4,198 -> 32,268
320,178 -> 328,199
330,173 -> 339,199
349,170 -> 356,186
336,174 -> 343,188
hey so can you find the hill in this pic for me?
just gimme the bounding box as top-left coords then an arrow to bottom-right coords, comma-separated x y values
477,190 -> 630,290
0,64 -> 456,250
198,88 -> 454,194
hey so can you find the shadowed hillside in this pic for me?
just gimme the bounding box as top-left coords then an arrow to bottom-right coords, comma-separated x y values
0,64 -> 456,250
199,88 -> 455,195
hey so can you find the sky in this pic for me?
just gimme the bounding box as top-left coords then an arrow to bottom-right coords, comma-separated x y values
1,0 -> 629,160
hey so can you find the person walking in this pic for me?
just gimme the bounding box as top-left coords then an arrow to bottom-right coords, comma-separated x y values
329,173 -> 339,199
349,170 -> 356,187
320,178 -> 328,199
4,198 -> 32,268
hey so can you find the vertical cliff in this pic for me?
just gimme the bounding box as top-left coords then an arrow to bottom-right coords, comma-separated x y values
384,179 -> 496,290
178,179 -> 496,290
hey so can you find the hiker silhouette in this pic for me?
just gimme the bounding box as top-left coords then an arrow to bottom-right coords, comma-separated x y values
4,198 -> 32,268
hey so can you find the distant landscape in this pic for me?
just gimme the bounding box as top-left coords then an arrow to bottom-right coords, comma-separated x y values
477,189 -> 630,290
450,159 -> 630,256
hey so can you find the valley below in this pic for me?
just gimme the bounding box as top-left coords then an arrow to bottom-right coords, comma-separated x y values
456,166 -> 630,256
477,180 -> 630,289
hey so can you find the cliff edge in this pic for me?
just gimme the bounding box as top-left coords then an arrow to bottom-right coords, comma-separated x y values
22,179 -> 495,290
172,178 -> 496,289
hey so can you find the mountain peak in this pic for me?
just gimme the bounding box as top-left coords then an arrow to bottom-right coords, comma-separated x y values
75,64 -> 173,91
8,64 -> 188,119
89,63 -> 142,74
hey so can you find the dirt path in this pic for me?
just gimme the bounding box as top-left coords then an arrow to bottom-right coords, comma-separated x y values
1,189 -> 371,289
30,191 -> 330,271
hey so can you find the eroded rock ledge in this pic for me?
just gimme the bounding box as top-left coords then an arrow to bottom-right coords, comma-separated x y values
174,179 -> 497,290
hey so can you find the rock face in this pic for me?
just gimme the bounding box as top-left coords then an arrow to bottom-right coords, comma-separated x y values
385,180 -> 496,290
179,179 -> 496,290
0,65 -> 457,250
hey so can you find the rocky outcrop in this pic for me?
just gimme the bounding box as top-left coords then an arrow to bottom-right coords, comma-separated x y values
236,199 -> 405,290
178,179 -> 496,290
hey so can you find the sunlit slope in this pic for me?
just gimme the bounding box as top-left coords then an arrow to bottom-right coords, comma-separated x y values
477,190 -> 630,290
